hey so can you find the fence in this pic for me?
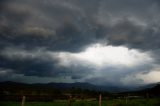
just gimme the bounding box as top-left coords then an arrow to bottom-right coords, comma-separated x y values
19,94 -> 102,106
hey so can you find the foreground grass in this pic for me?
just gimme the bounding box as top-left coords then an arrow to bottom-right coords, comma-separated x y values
1,98 -> 160,106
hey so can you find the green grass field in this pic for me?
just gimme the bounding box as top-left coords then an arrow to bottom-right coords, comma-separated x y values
1,98 -> 160,106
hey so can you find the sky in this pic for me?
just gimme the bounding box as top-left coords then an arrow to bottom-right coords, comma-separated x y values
0,0 -> 160,87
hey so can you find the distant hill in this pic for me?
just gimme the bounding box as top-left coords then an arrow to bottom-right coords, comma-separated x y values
138,84 -> 160,97
0,81 -> 111,101
0,81 -> 127,92
0,81 -> 159,94
0,81 -> 160,101
120,83 -> 160,98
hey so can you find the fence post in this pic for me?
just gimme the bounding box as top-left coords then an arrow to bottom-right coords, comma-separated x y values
21,96 -> 26,106
146,92 -> 149,101
99,94 -> 101,106
68,95 -> 72,106
125,96 -> 128,104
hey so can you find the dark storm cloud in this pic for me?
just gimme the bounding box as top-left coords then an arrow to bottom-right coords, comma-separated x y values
94,0 -> 160,50
0,52 -> 55,77
104,19 -> 160,50
0,0 -> 100,52
0,0 -> 160,85
1,0 -> 160,51
0,47 -> 93,81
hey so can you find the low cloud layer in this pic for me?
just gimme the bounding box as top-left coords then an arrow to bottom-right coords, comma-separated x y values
0,43 -> 157,86
0,0 -> 160,86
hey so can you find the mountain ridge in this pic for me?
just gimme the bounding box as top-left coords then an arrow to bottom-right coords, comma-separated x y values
0,81 -> 129,92
1,81 -> 160,93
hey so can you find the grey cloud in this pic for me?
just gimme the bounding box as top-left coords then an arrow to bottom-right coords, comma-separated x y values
0,0 -> 98,52
0,0 -> 160,86
0,48 -> 93,81
0,45 -> 157,86
1,0 -> 160,51
84,63 -> 154,86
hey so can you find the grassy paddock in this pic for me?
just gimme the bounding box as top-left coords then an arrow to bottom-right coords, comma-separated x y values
0,98 -> 160,106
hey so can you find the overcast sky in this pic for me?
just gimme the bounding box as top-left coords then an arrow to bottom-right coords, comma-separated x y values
0,0 -> 160,87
